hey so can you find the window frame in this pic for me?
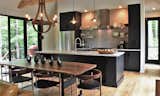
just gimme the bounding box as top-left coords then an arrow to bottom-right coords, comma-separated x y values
0,14 -> 41,61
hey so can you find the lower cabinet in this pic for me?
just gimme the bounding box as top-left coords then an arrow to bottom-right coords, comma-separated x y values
125,51 -> 140,71
119,51 -> 140,72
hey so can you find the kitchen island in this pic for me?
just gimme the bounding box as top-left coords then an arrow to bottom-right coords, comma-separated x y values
36,50 -> 125,87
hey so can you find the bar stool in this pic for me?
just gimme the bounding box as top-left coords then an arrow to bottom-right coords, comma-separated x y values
78,69 -> 102,96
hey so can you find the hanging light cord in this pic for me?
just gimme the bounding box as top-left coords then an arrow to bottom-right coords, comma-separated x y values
93,0 -> 95,11
73,0 -> 75,11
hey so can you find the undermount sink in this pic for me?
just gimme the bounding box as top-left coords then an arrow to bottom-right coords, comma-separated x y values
76,48 -> 93,51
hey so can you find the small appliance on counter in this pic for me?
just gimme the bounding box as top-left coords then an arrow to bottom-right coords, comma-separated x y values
117,41 -> 128,49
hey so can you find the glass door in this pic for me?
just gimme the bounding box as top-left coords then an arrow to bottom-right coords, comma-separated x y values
10,17 -> 25,60
0,16 -> 9,61
146,18 -> 160,64
27,21 -> 38,57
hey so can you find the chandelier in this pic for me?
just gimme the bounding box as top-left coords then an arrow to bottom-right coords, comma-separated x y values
32,0 -> 52,34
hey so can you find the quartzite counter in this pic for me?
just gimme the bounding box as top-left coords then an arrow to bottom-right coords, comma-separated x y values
36,50 -> 125,87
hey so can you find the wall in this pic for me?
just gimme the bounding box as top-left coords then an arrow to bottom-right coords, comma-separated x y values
145,11 -> 160,18
42,2 -> 60,50
80,8 -> 128,49
140,0 -> 145,73
82,28 -> 128,48
58,0 -> 140,12
110,8 -> 128,26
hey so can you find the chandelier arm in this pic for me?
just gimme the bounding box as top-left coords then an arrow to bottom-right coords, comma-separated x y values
43,0 -> 51,22
36,0 -> 41,20
32,24 -> 40,33
32,22 -> 52,33
40,0 -> 44,20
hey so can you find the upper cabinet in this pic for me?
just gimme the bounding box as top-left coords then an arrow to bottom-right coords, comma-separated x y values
128,4 -> 140,49
60,11 -> 81,31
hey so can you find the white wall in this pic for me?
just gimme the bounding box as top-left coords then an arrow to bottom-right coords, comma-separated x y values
145,11 -> 160,18
140,0 -> 146,73
58,0 -> 140,12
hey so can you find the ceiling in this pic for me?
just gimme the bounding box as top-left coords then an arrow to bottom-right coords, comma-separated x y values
0,0 -> 158,17
145,0 -> 160,12
0,0 -> 56,17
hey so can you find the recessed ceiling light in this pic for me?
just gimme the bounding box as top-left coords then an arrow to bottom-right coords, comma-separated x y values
118,5 -> 123,9
152,7 -> 156,10
84,9 -> 88,13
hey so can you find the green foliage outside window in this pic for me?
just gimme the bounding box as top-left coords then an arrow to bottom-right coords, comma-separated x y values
0,16 -> 38,60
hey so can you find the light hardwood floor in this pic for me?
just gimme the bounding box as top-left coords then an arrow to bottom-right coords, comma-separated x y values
80,64 -> 160,96
1,64 -> 160,96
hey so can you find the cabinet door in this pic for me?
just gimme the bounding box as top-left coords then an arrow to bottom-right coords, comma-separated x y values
126,52 -> 140,71
128,4 -> 140,49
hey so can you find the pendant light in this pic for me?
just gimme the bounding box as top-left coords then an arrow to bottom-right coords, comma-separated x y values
84,0 -> 90,12
70,0 -> 77,24
92,0 -> 96,22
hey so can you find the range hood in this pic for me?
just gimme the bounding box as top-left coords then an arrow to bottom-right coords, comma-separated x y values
80,8 -> 128,30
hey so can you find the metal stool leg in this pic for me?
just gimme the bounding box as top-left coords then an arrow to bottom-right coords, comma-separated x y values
0,65 -> 2,80
100,75 -> 102,96
31,71 -> 34,91
9,66 -> 13,83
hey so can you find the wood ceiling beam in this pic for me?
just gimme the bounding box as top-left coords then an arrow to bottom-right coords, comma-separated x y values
17,0 -> 54,9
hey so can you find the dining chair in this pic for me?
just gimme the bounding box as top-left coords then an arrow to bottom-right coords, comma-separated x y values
9,67 -> 34,90
77,69 -> 102,96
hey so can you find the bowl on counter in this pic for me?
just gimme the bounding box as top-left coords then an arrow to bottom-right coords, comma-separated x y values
97,49 -> 116,54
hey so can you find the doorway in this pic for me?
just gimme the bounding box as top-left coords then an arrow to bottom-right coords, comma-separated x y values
146,18 -> 160,64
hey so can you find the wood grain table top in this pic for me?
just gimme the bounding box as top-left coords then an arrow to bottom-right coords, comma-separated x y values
0,59 -> 97,76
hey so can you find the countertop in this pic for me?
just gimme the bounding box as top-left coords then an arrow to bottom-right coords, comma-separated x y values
77,48 -> 141,52
117,49 -> 140,52
36,50 -> 125,57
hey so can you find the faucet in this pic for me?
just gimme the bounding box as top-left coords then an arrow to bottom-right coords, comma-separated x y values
75,37 -> 82,51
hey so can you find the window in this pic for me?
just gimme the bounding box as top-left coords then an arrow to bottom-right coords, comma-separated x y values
0,16 -> 8,61
0,15 -> 41,61
27,21 -> 38,57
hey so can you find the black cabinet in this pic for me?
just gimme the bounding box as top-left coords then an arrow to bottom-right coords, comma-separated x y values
128,4 -> 140,49
124,51 -> 140,71
60,11 -> 81,31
